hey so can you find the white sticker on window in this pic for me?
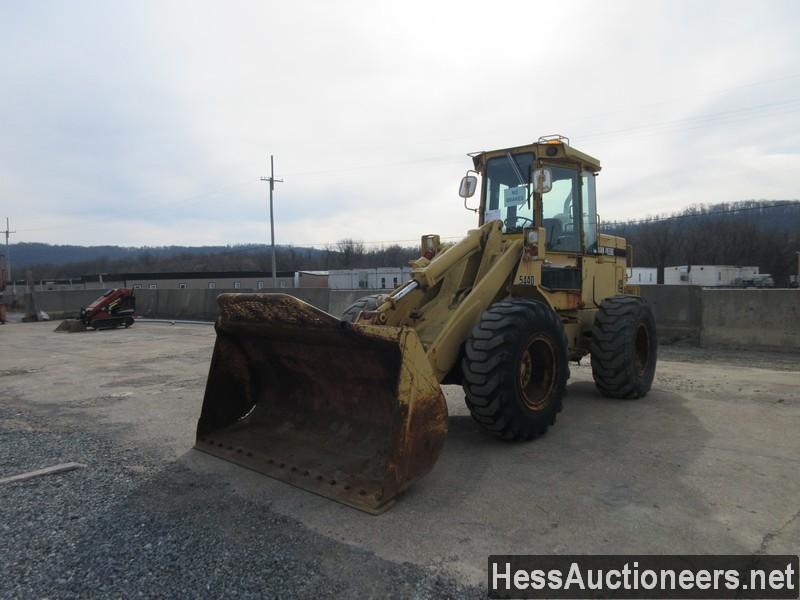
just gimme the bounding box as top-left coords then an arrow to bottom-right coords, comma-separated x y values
484,209 -> 501,223
503,186 -> 528,207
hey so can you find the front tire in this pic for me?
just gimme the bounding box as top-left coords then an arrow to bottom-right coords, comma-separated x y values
590,295 -> 657,399
341,294 -> 386,323
462,299 -> 568,440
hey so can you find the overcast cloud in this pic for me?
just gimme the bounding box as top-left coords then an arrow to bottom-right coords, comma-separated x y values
1,0 -> 799,248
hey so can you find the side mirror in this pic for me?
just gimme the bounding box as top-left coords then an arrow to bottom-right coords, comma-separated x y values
458,175 -> 477,198
532,168 -> 553,194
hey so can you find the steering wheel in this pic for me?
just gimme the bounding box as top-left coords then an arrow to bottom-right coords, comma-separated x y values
505,215 -> 533,230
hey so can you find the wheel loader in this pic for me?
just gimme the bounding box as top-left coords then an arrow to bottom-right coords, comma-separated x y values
195,134 -> 657,513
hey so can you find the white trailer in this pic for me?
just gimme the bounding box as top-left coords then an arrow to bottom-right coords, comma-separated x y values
664,265 -> 761,286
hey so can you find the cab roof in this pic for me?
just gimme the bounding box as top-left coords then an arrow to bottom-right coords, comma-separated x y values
470,134 -> 601,173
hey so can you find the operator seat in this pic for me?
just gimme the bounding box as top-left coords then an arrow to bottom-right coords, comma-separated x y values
543,218 -> 563,249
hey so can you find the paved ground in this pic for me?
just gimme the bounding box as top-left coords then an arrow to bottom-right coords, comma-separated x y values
1,321 -> 799,598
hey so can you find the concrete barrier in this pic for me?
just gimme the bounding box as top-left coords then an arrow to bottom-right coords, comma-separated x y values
134,289 -> 217,321
32,289 -> 111,319
27,286 -> 800,352
640,285 -> 703,342
700,288 -> 800,351
135,288 -> 330,321
28,288 -> 330,321
32,287 -> 387,322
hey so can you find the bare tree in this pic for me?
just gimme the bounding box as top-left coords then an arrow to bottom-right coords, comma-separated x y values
335,239 -> 365,268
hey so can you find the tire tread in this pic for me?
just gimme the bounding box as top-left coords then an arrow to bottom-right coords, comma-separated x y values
590,295 -> 657,399
462,298 -> 568,441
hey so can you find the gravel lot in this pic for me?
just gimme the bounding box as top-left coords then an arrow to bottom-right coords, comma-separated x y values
0,403 -> 481,599
1,321 -> 798,597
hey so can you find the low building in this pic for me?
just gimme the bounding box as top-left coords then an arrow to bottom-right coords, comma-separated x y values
294,271 -> 329,288
626,267 -> 657,285
120,271 -> 297,290
12,277 -> 92,291
328,267 -> 412,290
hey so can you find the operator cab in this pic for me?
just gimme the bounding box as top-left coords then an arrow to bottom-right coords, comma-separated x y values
459,135 -> 600,255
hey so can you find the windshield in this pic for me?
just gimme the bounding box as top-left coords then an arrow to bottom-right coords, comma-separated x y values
483,153 -> 534,233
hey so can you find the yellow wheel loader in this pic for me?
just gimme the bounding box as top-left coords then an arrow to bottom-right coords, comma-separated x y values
195,135 -> 658,513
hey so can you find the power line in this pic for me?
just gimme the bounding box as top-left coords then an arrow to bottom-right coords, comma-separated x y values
573,72 -> 800,123
276,203 -> 800,244
575,98 -> 800,144
284,97 -> 800,179
385,72 -> 800,151
280,154 -> 464,178
163,179 -> 260,208
15,179 -> 262,233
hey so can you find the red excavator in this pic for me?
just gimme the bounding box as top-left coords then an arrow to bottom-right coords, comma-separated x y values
80,288 -> 136,329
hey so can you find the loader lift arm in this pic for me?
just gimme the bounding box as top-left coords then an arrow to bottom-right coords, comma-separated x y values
362,221 -> 524,381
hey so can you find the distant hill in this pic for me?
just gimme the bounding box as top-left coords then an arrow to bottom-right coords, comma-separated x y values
5,240 -> 418,280
6,200 -> 799,284
7,242 -> 286,268
603,199 -> 800,232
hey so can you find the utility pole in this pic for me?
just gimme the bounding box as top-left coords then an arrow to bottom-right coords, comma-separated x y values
3,218 -> 16,297
260,155 -> 283,288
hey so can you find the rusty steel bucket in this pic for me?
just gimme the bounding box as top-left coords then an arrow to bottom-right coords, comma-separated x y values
195,293 -> 448,514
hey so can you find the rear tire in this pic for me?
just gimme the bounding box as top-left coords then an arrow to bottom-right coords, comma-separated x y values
462,298 -> 568,440
590,295 -> 657,399
341,294 -> 386,323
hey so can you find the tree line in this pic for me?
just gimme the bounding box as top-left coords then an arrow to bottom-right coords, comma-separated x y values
19,240 -> 421,281
14,200 -> 800,286
602,200 -> 800,285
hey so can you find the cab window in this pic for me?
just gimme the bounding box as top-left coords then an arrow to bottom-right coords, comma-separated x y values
541,166 -> 580,252
483,153 -> 534,233
582,171 -> 598,253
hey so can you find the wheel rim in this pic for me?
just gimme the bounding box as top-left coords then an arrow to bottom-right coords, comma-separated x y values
634,323 -> 650,376
517,334 -> 557,411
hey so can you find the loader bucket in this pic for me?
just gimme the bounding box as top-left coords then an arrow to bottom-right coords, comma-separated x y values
195,293 -> 448,514
55,319 -> 86,333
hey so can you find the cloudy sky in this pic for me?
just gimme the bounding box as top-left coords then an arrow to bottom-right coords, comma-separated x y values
2,1 -> 799,248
